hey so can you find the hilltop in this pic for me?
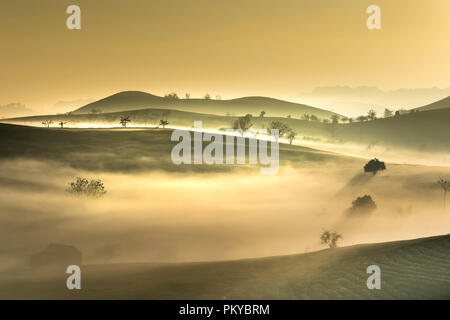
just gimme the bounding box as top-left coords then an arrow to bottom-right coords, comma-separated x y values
71,91 -> 341,119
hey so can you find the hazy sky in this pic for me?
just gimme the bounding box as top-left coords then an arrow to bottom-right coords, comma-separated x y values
1,0 -> 449,110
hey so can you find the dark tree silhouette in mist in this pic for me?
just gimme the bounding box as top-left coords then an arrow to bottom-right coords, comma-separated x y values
347,195 -> 377,216
320,231 -> 342,248
364,158 -> 386,175
159,119 -> 169,128
42,120 -> 53,128
119,116 -> 131,127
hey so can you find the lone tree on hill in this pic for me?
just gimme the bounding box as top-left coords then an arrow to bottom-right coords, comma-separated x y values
320,231 -> 342,248
159,119 -> 169,128
287,130 -> 296,144
58,121 -> 68,128
259,111 -> 266,118
347,195 -> 377,216
437,178 -> 450,209
233,114 -> 253,135
42,120 -> 53,128
364,158 -> 386,175
119,116 -> 131,127
267,120 -> 290,138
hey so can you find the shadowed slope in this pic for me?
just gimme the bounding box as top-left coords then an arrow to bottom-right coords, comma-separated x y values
1,234 -> 448,299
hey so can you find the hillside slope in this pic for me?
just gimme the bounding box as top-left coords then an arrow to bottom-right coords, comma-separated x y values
4,103 -> 450,152
71,91 -> 340,118
1,234 -> 449,299
413,96 -> 450,112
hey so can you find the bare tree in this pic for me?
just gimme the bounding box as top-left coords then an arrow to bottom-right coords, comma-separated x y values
159,119 -> 169,128
267,120 -> 290,137
437,178 -> 450,209
287,130 -> 296,144
58,121 -> 68,128
119,116 -> 131,127
42,120 -> 53,128
233,114 -> 253,135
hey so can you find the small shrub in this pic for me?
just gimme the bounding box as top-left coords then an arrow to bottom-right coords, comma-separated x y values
67,177 -> 107,198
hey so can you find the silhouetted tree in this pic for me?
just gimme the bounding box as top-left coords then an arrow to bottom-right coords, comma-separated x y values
42,120 -> 53,128
159,119 -> 169,128
58,121 -> 67,128
347,195 -> 377,216
364,158 -> 386,175
320,231 -> 342,248
119,116 -> 131,127
233,114 -> 253,135
185,93 -> 190,99
437,178 -> 450,209
287,130 -> 296,144
164,93 -> 179,99
267,120 -> 290,137
204,93 -> 211,100
301,114 -> 311,121
310,115 -> 319,122
216,95 -> 221,100
259,111 -> 266,118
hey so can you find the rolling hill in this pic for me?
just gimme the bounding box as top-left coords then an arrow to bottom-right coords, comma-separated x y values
71,91 -> 341,119
3,101 -> 450,152
1,234 -> 449,299
413,96 -> 450,112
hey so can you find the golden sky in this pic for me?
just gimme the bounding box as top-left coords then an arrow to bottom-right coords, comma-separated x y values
1,0 -> 449,110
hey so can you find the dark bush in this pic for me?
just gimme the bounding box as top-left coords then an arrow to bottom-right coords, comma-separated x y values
347,195 -> 377,216
364,158 -> 386,175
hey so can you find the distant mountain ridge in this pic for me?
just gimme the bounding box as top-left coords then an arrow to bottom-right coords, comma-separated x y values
72,91 -> 341,119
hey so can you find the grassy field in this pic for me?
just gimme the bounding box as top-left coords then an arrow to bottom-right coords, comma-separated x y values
0,123 -> 356,173
1,234 -> 449,299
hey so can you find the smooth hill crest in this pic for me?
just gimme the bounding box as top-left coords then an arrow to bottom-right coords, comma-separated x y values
72,90 -> 342,118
